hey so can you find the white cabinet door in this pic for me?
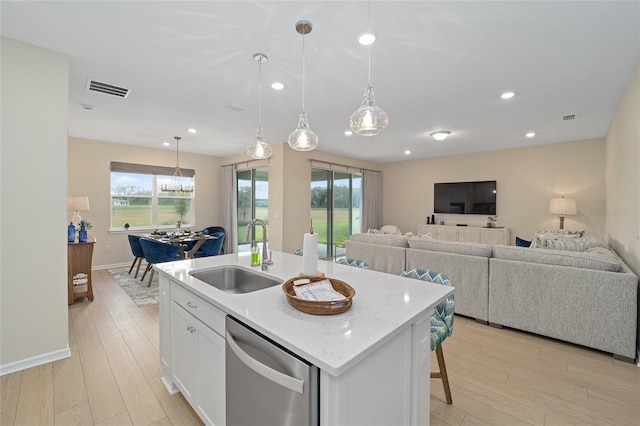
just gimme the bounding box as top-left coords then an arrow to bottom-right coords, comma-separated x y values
458,227 -> 481,243
159,277 -> 171,372
196,324 -> 225,426
480,228 -> 509,245
171,302 -> 197,403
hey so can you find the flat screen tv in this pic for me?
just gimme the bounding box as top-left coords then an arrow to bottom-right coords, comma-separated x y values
434,181 -> 497,215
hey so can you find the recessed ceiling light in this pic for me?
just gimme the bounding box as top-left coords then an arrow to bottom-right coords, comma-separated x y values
271,82 -> 284,90
526,132 -> 536,138
501,91 -> 515,99
430,131 -> 451,141
404,150 -> 411,155
358,31 -> 377,45
344,130 -> 353,136
163,142 -> 171,146
188,128 -> 197,134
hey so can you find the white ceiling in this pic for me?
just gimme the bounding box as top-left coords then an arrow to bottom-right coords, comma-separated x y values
2,1 -> 639,163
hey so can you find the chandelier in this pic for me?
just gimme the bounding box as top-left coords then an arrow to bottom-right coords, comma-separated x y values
288,20 -> 319,152
161,136 -> 194,193
349,0 -> 389,136
247,53 -> 273,159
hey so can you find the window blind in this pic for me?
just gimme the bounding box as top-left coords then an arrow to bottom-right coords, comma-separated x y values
110,161 -> 195,178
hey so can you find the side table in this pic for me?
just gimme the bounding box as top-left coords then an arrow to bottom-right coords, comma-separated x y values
68,236 -> 96,304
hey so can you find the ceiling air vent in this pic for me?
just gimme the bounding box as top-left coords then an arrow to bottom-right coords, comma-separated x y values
562,114 -> 576,121
86,79 -> 130,98
223,104 -> 250,113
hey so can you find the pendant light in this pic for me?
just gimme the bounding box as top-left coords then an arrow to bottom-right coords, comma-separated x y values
288,20 -> 318,152
246,53 -> 273,159
349,0 -> 389,136
161,136 -> 194,193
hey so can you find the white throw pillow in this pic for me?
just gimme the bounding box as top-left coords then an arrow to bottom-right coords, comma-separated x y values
380,225 -> 402,234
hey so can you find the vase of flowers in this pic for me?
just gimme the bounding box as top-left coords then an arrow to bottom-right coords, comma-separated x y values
487,215 -> 497,228
79,219 -> 92,242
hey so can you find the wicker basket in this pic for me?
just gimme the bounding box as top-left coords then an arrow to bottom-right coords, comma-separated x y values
282,275 -> 356,315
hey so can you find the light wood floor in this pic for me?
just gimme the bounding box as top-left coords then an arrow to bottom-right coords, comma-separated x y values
1,270 -> 639,426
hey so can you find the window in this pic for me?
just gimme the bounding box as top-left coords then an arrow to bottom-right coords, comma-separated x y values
311,168 -> 361,258
236,167 -> 268,251
110,161 -> 195,230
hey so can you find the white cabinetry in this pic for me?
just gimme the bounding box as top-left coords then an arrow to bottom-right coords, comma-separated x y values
161,276 -> 225,426
418,224 -> 510,245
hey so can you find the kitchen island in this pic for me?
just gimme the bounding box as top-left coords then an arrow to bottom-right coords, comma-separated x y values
156,251 -> 453,426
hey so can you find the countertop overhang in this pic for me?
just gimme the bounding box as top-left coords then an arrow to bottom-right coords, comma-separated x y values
156,251 -> 453,376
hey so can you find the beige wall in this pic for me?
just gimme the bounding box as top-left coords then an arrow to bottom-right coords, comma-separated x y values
1,38 -> 70,371
605,61 -> 640,276
381,139 -> 606,242
604,61 -> 640,360
68,138 -> 222,268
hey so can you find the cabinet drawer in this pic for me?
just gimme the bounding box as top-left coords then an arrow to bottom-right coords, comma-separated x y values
172,283 -> 226,336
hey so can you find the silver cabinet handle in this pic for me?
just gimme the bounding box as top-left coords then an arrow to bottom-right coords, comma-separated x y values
187,301 -> 197,309
187,325 -> 196,333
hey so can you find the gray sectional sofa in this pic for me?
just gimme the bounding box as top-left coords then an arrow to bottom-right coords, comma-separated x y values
344,232 -> 639,360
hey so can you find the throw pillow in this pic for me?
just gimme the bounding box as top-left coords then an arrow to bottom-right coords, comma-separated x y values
367,228 -> 381,234
541,238 -> 589,252
515,237 -> 532,247
380,225 -> 402,234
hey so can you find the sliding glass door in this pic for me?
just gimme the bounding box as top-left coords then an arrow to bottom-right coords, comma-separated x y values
311,168 -> 361,258
237,167 -> 268,251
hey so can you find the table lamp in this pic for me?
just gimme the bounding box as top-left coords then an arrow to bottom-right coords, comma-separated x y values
68,196 -> 90,226
549,196 -> 576,229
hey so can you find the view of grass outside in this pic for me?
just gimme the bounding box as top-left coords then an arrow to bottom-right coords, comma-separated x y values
112,201 -> 193,228
312,208 -> 351,245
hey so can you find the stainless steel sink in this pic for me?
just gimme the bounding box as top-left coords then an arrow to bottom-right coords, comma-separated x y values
189,266 -> 282,294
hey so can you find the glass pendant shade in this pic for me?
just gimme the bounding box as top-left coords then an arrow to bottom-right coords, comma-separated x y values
247,52 -> 272,160
350,84 -> 389,136
289,20 -> 318,152
246,126 -> 273,159
288,111 -> 318,151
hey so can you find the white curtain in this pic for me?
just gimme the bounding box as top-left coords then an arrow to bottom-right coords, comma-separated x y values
220,165 -> 237,254
361,170 -> 383,232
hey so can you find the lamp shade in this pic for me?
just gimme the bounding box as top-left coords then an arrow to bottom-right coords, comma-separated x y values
549,197 -> 576,215
68,196 -> 90,212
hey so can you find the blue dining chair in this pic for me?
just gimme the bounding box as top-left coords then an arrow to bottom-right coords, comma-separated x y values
202,226 -> 225,235
194,232 -> 225,258
127,234 -> 145,278
184,226 -> 226,252
336,257 -> 369,269
203,226 -> 225,254
401,268 -> 454,404
139,237 -> 183,286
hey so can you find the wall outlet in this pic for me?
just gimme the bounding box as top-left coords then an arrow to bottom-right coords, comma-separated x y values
105,245 -> 111,253
420,337 -> 429,367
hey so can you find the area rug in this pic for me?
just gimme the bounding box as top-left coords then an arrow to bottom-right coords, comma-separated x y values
108,267 -> 159,308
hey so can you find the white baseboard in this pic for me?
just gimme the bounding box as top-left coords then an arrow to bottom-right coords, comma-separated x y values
0,347 -> 71,376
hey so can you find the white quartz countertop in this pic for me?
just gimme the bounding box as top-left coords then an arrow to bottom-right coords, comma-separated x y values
156,251 -> 453,376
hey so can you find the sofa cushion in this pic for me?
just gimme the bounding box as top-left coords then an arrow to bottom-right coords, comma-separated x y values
408,237 -> 492,258
492,245 -> 621,272
349,232 -> 410,247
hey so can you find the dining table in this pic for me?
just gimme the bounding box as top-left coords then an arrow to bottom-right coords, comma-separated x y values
145,232 -> 218,259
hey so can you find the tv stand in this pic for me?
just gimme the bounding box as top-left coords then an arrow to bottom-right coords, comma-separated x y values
417,224 -> 510,245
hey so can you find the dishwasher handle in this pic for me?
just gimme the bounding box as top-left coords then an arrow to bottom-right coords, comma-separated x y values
226,330 -> 304,394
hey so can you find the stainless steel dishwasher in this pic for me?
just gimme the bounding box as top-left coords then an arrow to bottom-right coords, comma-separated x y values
225,316 -> 319,426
